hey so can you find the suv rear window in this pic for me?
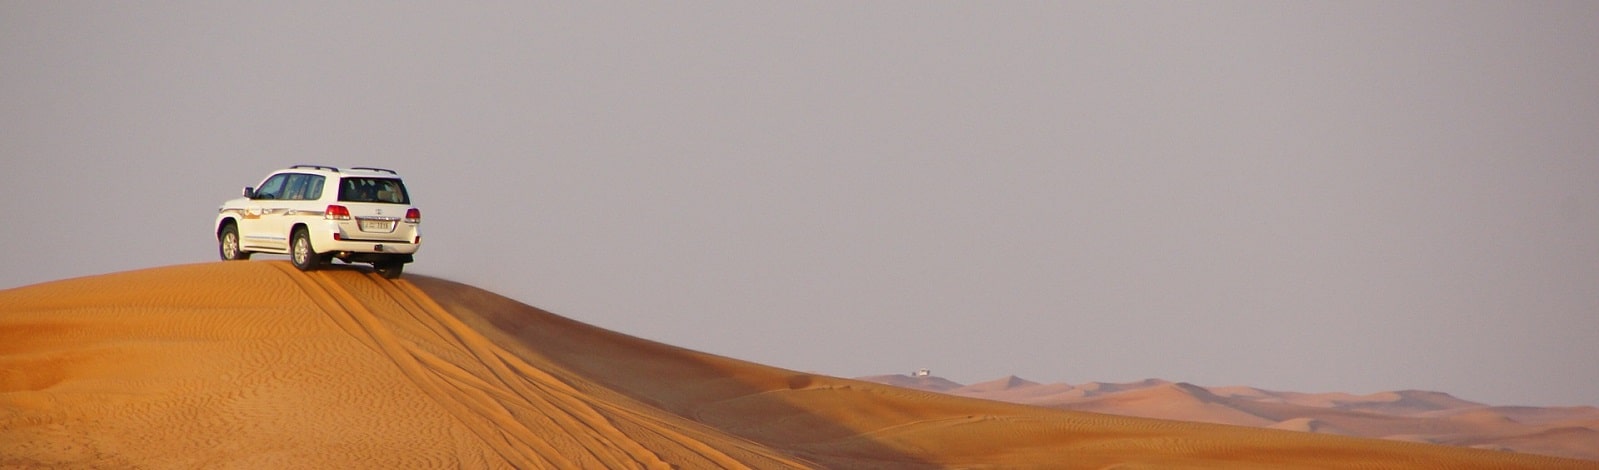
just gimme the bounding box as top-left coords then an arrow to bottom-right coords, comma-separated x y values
337,177 -> 410,204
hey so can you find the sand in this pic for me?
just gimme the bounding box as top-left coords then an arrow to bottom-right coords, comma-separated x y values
3,262 -> 1593,468
866,375 -> 1599,462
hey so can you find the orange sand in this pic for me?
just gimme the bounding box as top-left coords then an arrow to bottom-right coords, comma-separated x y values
863,375 -> 1599,462
2,262 -> 1593,468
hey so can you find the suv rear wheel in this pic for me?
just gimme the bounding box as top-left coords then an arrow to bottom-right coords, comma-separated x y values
290,228 -> 324,271
218,224 -> 250,261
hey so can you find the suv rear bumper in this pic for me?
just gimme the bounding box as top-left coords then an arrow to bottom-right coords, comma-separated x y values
313,223 -> 420,255
318,238 -> 420,255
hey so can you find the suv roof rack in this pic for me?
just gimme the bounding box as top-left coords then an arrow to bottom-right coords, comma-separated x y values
291,164 -> 340,172
350,166 -> 398,174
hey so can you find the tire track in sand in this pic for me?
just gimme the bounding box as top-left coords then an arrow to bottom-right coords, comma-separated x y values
270,263 -> 568,467
381,276 -> 797,469
274,263 -> 745,468
358,273 -> 668,468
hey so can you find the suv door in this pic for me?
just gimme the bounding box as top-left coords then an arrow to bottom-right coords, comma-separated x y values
239,173 -> 291,251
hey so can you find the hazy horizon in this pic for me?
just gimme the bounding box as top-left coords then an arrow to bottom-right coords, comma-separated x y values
4,2 -> 1596,407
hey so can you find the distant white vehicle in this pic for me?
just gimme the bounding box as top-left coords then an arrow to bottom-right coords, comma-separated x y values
215,165 -> 421,278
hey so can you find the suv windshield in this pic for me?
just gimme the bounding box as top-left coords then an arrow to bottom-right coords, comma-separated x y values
337,177 -> 409,204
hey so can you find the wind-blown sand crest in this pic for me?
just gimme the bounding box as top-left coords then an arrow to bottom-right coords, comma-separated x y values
3,262 -> 1592,468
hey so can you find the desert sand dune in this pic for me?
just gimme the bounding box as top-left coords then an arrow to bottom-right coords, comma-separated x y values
1059,382 -> 1279,427
859,374 -> 964,393
866,374 -> 1599,463
3,262 -> 1593,468
1268,417 -> 1353,436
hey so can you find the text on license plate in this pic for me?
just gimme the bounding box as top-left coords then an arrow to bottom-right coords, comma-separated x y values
360,220 -> 392,232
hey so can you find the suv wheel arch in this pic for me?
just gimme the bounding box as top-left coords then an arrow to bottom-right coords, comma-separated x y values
217,220 -> 250,261
289,225 -> 325,271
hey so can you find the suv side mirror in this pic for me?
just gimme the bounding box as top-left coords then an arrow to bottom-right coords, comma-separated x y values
242,186 -> 256,199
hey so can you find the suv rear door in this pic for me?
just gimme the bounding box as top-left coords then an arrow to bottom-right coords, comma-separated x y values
280,172 -> 326,226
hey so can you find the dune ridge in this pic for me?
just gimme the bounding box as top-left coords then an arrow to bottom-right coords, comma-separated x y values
860,374 -> 1599,462
3,262 -> 1593,468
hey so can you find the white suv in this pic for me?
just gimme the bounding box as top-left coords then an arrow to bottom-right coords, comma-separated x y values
215,165 -> 421,278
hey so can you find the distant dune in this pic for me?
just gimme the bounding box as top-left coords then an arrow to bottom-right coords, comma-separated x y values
3,263 -> 1593,468
860,374 -> 1599,463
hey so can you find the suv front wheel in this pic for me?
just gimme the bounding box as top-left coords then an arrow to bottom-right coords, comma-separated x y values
290,228 -> 325,271
218,224 -> 250,261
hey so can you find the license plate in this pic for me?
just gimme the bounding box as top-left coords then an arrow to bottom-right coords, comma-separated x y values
360,220 -> 391,232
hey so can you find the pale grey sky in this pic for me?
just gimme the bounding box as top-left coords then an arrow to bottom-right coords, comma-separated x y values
4,2 -> 1596,407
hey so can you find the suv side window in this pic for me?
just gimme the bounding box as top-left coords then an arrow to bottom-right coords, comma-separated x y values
282,174 -> 326,200
256,174 -> 289,200
304,175 -> 325,200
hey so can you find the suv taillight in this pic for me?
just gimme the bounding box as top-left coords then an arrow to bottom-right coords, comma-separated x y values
404,208 -> 420,224
325,205 -> 351,220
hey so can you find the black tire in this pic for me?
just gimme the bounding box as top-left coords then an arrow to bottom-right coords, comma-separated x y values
218,224 -> 250,261
290,228 -> 324,271
373,261 -> 404,279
